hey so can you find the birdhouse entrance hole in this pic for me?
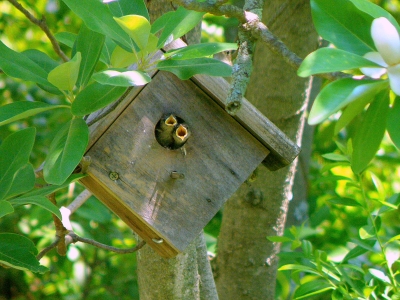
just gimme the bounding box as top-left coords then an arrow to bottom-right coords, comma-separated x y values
154,114 -> 189,150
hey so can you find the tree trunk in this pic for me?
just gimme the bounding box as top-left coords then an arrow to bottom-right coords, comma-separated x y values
136,2 -> 216,300
214,1 -> 318,299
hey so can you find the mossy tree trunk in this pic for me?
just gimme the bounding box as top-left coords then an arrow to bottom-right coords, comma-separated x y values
214,1 -> 318,299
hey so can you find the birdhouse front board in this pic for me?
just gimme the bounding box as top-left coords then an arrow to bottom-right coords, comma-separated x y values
80,40 -> 300,257
80,70 -> 270,257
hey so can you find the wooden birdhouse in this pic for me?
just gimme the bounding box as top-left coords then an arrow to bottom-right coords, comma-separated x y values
80,40 -> 300,258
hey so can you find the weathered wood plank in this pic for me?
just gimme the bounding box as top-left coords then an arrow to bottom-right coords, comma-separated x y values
82,71 -> 269,256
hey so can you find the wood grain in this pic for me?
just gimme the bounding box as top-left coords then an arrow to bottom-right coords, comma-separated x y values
82,71 -> 269,257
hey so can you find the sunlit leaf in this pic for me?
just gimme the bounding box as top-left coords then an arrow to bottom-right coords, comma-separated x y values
279,264 -> 320,276
114,15 -> 151,50
157,7 -> 204,48
110,45 -> 137,68
0,128 -> 36,200
0,201 -> 14,218
164,43 -> 237,60
308,79 -> 388,125
157,58 -> 232,80
0,233 -> 48,273
9,196 -> 61,219
368,268 -> 391,283
92,69 -> 151,86
298,48 -> 380,77
43,118 -> 89,185
0,101 -> 69,127
342,246 -> 368,262
311,0 -> 374,55
359,225 -> 375,239
74,24 -> 105,89
71,82 -> 126,116
61,0 -> 133,50
351,90 -> 389,174
48,52 -> 82,91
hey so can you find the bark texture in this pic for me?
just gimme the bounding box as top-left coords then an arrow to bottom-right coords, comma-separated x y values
214,1 -> 318,299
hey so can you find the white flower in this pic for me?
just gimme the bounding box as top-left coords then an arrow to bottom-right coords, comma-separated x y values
360,17 -> 400,95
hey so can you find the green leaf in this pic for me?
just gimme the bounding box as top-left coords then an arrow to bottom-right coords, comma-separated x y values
74,24 -> 105,89
164,43 -> 237,60
22,174 -> 85,198
298,48 -> 380,77
308,79 -> 388,125
349,0 -> 400,32
92,69 -> 151,87
157,7 -> 204,48
43,118 -> 89,185
321,153 -> 349,162
311,0 -> 375,55
71,82 -> 126,116
0,101 -> 69,127
342,245 -> 368,262
55,32 -> 77,48
107,0 -> 149,20
114,15 -> 151,50
359,225 -> 375,239
328,197 -> 362,207
151,11 -> 174,34
110,45 -> 138,68
334,90 -> 375,134
0,41 -> 51,86
352,90 -> 389,174
157,58 -> 232,80
0,128 -> 36,200
266,236 -> 292,243
48,52 -> 82,91
100,37 -> 117,65
22,49 -> 59,73
387,96 -> 400,149
9,195 -> 61,219
279,264 -> 320,276
0,233 -> 48,273
294,280 -> 334,299
0,200 -> 14,218
4,164 -> 35,200
61,0 -> 133,50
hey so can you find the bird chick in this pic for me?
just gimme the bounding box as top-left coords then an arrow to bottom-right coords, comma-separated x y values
171,123 -> 190,150
155,114 -> 178,148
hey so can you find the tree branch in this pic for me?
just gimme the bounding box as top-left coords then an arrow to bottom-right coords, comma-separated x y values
7,0 -> 69,62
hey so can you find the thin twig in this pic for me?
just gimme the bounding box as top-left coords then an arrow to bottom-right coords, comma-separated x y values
36,237 -> 60,260
48,193 -> 69,256
7,0 -> 69,62
68,232 -> 147,254
67,189 -> 92,214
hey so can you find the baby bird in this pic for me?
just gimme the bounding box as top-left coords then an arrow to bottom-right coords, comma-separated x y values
171,123 -> 190,150
155,114 -> 178,148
